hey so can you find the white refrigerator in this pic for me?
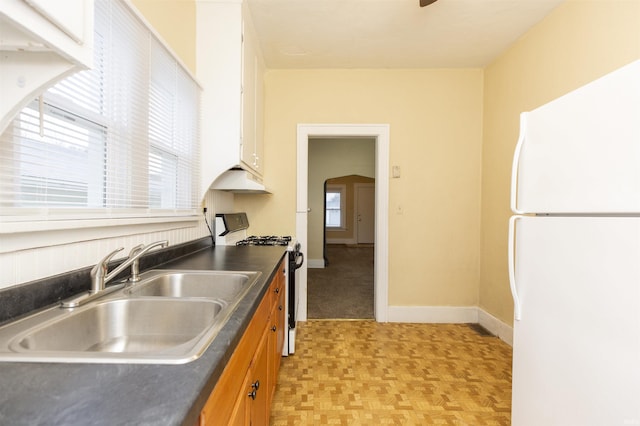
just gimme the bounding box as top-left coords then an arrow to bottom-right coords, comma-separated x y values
509,60 -> 640,426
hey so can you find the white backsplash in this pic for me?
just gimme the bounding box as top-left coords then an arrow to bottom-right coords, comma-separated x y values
0,190 -> 222,291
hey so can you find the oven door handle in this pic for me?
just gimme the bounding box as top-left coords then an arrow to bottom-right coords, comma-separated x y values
293,252 -> 304,270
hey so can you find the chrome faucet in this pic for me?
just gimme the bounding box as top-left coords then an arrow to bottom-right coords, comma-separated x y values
127,241 -> 169,283
90,247 -> 125,294
61,240 -> 169,308
92,240 -> 169,291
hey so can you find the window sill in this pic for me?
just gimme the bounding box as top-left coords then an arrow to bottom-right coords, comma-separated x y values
0,215 -> 199,253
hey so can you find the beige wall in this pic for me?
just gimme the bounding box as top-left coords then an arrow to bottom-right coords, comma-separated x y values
480,0 -> 640,325
131,0 -> 196,73
236,69 -> 484,307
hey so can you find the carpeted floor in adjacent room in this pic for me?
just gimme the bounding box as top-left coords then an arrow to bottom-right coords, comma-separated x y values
307,244 -> 374,319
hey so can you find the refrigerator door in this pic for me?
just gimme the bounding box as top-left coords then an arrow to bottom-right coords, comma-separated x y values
511,60 -> 640,214
510,215 -> 640,426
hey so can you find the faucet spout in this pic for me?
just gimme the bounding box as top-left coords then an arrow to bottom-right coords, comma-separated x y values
90,247 -> 124,294
104,240 -> 169,285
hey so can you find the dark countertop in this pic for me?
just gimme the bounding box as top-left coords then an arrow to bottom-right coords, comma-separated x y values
0,245 -> 287,426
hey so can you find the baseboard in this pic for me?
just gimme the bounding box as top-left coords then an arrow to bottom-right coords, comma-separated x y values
387,305 -> 513,347
307,258 -> 325,269
326,238 -> 357,245
477,308 -> 513,346
387,306 -> 478,323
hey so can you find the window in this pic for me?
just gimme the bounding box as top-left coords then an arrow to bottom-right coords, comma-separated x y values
0,0 -> 200,223
325,185 -> 346,229
13,102 -> 107,208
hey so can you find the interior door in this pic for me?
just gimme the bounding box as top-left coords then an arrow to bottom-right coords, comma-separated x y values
356,184 -> 375,244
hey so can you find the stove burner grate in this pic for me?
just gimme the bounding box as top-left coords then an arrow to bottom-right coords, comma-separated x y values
236,235 -> 292,246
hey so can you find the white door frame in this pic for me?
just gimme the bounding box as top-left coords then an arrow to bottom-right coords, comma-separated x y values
296,124 -> 389,322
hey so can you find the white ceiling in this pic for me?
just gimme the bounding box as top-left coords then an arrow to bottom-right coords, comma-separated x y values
246,0 -> 566,69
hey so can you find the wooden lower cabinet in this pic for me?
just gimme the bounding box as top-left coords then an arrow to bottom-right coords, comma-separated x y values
268,265 -> 286,403
198,259 -> 286,426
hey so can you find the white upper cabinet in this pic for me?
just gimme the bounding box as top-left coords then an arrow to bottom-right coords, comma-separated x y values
240,11 -> 265,175
196,0 -> 266,196
0,0 -> 94,134
24,0 -> 87,44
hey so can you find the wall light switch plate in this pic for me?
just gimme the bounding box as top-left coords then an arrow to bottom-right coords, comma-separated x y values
392,165 -> 401,178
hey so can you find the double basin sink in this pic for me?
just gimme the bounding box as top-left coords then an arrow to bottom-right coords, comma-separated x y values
0,270 -> 261,364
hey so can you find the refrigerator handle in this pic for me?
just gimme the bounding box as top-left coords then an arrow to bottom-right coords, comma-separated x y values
510,113 -> 527,215
508,216 -> 522,321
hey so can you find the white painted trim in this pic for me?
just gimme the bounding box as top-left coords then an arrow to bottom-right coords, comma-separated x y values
387,305 -> 513,347
478,308 -> 513,347
0,217 -> 198,253
388,306 -> 479,323
296,123 -> 390,323
307,259 -> 325,269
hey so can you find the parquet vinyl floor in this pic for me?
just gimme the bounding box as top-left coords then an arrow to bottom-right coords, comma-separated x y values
271,320 -> 512,425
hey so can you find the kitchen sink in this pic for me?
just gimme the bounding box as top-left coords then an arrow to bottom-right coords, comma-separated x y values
0,269 -> 262,364
126,270 -> 261,302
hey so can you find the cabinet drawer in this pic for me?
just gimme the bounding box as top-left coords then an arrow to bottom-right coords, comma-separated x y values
269,261 -> 286,307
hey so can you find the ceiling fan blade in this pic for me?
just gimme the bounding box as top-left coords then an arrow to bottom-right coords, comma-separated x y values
420,0 -> 438,6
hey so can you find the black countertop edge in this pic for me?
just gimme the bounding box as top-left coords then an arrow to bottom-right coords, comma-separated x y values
0,237 -> 212,325
0,244 -> 288,426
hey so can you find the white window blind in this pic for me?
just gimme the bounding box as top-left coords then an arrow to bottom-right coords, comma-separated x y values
0,0 -> 200,222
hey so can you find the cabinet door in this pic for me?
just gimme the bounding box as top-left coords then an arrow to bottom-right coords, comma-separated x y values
253,49 -> 265,174
227,372 -> 250,426
240,19 -> 257,173
267,260 -> 286,404
276,286 -> 286,358
25,0 -> 87,43
250,329 -> 270,425
267,301 -> 284,404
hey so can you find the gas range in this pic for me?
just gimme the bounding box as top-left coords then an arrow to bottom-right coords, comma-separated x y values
235,235 -> 292,246
235,234 -> 303,357
214,213 -> 303,356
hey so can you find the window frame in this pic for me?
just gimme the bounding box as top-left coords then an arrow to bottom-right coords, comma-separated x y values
325,184 -> 347,230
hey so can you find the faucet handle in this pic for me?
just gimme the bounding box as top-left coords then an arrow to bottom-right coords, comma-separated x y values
90,247 -> 124,293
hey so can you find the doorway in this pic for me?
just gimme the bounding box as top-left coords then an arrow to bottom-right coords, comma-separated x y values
310,175 -> 375,319
296,124 -> 390,323
322,176 -> 375,262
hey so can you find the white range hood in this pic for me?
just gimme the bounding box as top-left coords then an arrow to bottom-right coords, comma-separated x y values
210,169 -> 270,194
